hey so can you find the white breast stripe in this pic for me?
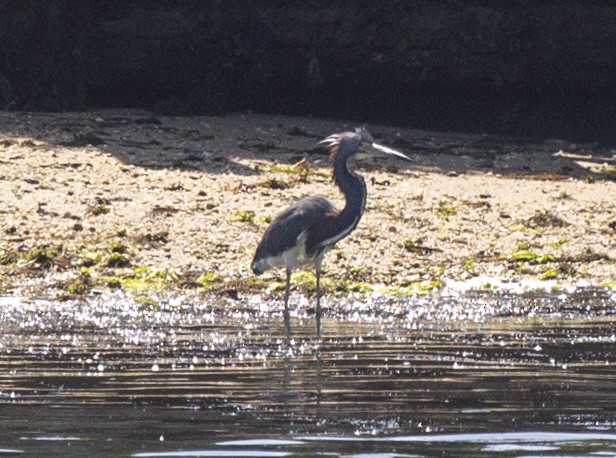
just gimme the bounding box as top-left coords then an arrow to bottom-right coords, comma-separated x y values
319,175 -> 366,248
319,214 -> 361,247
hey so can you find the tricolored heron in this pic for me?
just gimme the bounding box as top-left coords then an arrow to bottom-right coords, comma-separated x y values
251,128 -> 411,339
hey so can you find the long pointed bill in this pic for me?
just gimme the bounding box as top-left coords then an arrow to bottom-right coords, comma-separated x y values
371,142 -> 412,162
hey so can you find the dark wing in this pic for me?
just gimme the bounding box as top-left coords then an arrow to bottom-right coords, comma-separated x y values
252,195 -> 336,274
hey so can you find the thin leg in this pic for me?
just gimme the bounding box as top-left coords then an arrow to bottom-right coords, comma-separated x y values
315,262 -> 322,342
283,267 -> 292,341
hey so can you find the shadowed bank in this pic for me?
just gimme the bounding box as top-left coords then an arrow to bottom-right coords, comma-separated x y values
2,2 -> 616,143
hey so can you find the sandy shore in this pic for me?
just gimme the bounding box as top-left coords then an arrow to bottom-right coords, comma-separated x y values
1,110 -> 615,300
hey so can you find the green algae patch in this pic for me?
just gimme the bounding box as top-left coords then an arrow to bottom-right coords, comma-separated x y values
196,272 -> 219,290
506,251 -> 555,264
378,279 -> 444,297
109,240 -> 128,254
25,245 -> 62,265
123,267 -> 179,290
66,268 -> 93,294
107,252 -> 130,268
80,250 -> 104,267
435,201 -> 457,218
462,260 -> 476,275
99,266 -> 179,292
232,210 -> 257,224
538,269 -> 558,280
0,245 -> 64,270
0,249 -> 20,266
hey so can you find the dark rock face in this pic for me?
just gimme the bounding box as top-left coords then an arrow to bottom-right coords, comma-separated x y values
2,1 -> 616,141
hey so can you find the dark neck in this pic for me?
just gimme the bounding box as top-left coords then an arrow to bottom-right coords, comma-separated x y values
333,152 -> 367,221
306,150 -> 367,255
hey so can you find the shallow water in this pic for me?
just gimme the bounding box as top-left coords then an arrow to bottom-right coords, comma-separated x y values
0,290 -> 615,456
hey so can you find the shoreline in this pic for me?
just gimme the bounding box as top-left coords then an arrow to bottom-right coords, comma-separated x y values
1,110 -> 614,300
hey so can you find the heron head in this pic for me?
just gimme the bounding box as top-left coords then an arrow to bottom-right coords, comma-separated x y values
320,127 -> 411,163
